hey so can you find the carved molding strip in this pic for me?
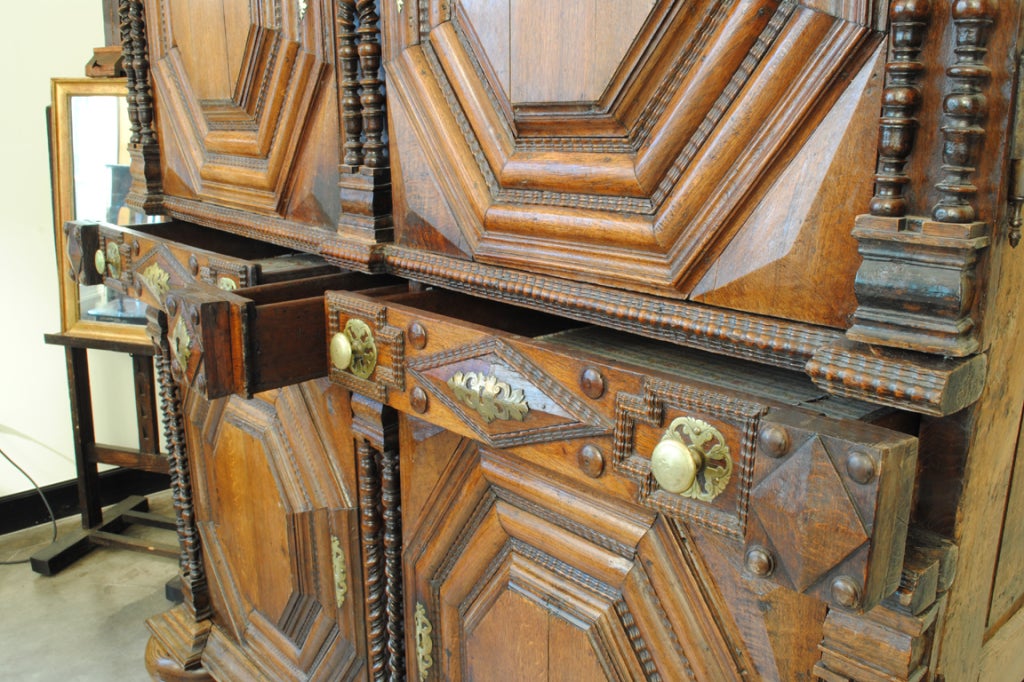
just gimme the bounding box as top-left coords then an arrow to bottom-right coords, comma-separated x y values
356,440 -> 387,679
381,441 -> 405,680
161,197 -> 386,272
649,1 -> 798,208
148,310 -> 209,622
932,1 -> 996,223
386,245 -> 839,372
806,340 -> 987,416
869,0 -> 932,217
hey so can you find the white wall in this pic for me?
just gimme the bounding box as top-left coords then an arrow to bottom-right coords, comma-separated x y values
0,2 -> 140,496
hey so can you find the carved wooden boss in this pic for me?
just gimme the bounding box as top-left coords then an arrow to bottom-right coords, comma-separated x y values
77,0 -> 1024,681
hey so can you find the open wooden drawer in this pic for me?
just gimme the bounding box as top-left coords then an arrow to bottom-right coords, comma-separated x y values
324,287 -> 919,614
64,219 -> 401,398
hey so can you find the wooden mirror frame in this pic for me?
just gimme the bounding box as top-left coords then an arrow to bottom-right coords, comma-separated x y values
50,77 -> 148,343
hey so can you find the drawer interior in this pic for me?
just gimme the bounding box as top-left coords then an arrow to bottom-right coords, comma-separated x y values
542,327 -> 902,425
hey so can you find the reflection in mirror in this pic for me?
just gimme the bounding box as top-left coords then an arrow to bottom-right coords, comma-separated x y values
52,78 -> 163,336
69,93 -> 148,324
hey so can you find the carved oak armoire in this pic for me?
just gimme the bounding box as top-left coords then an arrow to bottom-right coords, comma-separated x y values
74,0 -> 1024,680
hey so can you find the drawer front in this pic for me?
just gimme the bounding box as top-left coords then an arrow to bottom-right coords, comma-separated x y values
66,221 -> 335,310
325,289 -> 918,612
164,274 -> 396,399
65,220 -> 401,399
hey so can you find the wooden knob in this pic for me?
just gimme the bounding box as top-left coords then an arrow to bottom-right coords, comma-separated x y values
650,435 -> 703,494
330,332 -> 353,371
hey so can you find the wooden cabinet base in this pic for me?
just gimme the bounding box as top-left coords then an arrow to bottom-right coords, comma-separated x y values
144,606 -> 213,682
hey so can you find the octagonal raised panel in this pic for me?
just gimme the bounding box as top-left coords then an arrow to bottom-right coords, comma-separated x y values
401,430 -> 752,680
458,0 -> 653,106
187,379 -> 365,678
148,0 -> 341,226
385,0 -> 888,327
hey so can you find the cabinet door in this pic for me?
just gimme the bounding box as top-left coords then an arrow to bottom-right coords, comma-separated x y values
185,378 -> 367,681
399,418 -> 786,681
141,0 -> 343,230
383,0 -> 890,328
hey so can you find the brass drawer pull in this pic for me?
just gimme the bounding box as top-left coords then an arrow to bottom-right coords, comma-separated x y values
330,319 -> 378,379
650,417 -> 731,502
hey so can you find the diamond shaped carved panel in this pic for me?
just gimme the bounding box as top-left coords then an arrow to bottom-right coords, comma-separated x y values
750,436 -> 868,592
744,411 -> 918,612
409,338 -> 610,448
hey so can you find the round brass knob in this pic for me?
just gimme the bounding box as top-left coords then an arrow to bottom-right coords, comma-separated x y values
330,331 -> 353,371
650,435 -> 703,494
649,417 -> 732,502
94,248 -> 106,276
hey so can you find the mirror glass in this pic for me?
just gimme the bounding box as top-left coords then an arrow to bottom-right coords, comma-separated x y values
70,91 -> 149,325
52,78 -> 163,339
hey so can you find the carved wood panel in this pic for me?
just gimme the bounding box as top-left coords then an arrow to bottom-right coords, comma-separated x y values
143,0 -> 343,230
384,0 -> 888,328
184,378 -> 367,680
399,416 -> 756,681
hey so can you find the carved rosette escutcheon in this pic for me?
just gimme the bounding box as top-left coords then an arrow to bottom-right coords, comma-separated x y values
414,602 -> 434,680
326,292 -> 404,400
446,371 -> 529,423
613,378 -> 764,539
870,0 -> 932,217
650,417 -> 732,502
932,1 -> 996,224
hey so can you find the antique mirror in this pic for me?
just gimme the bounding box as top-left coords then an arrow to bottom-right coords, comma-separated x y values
50,77 -> 156,341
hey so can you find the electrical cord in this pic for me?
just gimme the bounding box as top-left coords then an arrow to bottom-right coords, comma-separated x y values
0,443 -> 58,565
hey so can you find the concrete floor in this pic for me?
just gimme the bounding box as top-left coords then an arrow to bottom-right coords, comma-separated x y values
0,491 -> 178,681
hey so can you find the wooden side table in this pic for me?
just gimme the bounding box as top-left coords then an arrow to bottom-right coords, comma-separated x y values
31,332 -> 178,577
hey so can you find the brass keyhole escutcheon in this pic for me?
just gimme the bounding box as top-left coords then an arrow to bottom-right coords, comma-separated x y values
650,417 -> 731,502
105,241 -> 121,279
330,319 -> 377,379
